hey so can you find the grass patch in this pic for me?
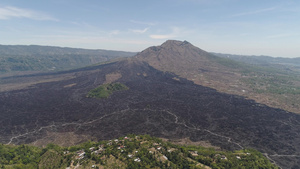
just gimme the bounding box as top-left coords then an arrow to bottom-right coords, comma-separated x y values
87,82 -> 128,98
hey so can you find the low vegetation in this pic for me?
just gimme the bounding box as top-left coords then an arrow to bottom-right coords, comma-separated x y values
87,82 -> 129,98
0,135 -> 278,169
0,45 -> 135,74
210,52 -> 300,113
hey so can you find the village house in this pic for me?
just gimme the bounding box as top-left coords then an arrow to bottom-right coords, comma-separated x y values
189,151 -> 198,156
75,150 -> 86,160
117,145 -> 125,150
163,155 -> 168,160
92,150 -> 102,155
153,143 -> 159,146
167,148 -> 176,153
134,158 -> 141,162
221,155 -> 227,160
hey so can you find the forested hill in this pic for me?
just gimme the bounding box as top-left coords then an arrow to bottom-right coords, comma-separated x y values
0,135 -> 278,169
212,52 -> 300,67
0,44 -> 136,74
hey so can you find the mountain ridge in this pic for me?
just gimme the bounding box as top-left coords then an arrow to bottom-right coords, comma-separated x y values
0,44 -> 136,76
134,40 -> 300,114
0,44 -> 135,55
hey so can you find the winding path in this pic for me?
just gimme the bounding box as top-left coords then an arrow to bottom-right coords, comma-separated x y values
165,110 -> 244,149
6,107 -> 299,169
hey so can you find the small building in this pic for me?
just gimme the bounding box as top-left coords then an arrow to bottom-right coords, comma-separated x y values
93,150 -> 102,155
189,151 -> 198,156
134,158 -> 141,162
79,152 -> 85,157
221,155 -> 227,160
167,148 -> 176,153
75,149 -> 85,159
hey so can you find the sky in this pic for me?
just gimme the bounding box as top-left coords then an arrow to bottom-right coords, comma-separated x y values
0,0 -> 300,58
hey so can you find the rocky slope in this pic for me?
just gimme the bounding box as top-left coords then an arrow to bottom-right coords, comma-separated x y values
135,40 -> 300,114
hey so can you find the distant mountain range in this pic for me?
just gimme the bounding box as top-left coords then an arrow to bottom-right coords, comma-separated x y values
212,52 -> 300,66
0,44 -> 136,75
1,40 -> 300,168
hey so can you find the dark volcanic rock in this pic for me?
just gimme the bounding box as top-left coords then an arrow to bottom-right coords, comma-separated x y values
0,59 -> 300,168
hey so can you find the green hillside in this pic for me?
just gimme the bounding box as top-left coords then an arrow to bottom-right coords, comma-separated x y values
0,135 -> 278,169
0,45 -> 135,74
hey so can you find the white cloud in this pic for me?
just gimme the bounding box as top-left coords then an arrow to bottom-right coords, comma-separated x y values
149,34 -> 176,39
130,28 -> 149,34
0,6 -> 58,21
149,27 -> 188,39
266,33 -> 298,39
109,30 -> 120,35
230,7 -> 276,17
130,20 -> 156,26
